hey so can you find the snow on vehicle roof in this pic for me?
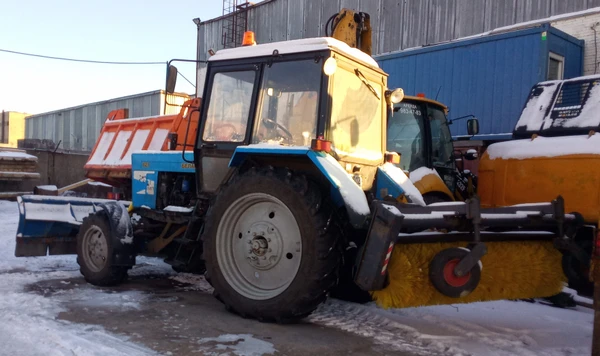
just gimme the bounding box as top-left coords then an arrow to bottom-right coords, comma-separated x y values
514,75 -> 600,135
209,37 -> 379,68
486,134 -> 600,160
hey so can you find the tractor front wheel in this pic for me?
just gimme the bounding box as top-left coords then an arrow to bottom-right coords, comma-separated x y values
203,167 -> 340,322
76,212 -> 128,286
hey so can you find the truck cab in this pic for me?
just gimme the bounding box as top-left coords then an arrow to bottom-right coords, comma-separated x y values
387,96 -> 464,203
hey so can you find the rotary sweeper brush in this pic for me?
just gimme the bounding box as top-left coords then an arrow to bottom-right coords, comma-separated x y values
13,30 -> 585,322
356,198 -> 575,309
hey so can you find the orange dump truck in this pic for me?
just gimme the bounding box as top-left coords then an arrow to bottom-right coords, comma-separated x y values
479,75 -> 600,295
84,98 -> 201,190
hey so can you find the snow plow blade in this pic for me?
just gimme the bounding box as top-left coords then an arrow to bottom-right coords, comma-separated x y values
15,195 -> 127,257
356,196 -> 582,309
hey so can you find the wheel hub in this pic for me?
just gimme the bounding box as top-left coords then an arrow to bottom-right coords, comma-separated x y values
245,222 -> 283,270
82,225 -> 108,272
443,259 -> 471,287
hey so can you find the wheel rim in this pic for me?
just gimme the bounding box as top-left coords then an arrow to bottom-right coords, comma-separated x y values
442,259 -> 471,287
82,225 -> 108,272
216,193 -> 303,300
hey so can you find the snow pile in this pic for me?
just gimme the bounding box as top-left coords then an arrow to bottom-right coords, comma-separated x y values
380,163 -> 426,206
409,166 -> 441,184
486,134 -> 600,160
0,150 -> 37,160
197,334 -> 276,356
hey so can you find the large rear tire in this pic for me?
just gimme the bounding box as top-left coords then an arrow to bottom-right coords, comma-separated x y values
203,167 -> 340,322
76,212 -> 128,286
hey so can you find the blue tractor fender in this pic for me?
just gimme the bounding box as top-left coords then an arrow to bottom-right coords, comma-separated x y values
229,146 -> 371,228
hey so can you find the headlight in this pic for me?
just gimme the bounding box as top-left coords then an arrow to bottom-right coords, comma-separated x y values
386,88 -> 405,104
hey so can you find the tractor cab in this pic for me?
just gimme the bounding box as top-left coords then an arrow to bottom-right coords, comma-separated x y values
192,36 -> 402,195
387,96 -> 479,202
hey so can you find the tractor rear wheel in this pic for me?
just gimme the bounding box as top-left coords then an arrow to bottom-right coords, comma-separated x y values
76,212 -> 128,286
203,167 -> 340,322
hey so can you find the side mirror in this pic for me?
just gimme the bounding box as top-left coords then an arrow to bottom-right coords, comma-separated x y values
467,118 -> 479,136
166,65 -> 178,94
464,149 -> 478,161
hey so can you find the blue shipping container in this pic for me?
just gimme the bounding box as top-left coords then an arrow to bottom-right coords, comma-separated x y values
376,24 -> 584,137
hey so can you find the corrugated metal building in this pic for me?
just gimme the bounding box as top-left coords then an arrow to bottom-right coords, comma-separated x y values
25,90 -> 189,152
377,25 -> 584,136
194,0 -> 597,137
196,0 -> 600,61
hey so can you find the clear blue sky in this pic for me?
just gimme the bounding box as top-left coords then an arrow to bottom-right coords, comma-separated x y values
0,0 -> 224,114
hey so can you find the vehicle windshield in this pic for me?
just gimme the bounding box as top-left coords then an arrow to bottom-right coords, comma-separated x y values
428,106 -> 453,169
387,102 -> 426,171
252,60 -> 321,146
330,61 -> 384,162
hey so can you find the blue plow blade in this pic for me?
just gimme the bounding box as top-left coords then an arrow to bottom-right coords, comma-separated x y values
15,195 -> 129,257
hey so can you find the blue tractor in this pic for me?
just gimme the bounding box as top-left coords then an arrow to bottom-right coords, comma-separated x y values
15,36 -> 580,322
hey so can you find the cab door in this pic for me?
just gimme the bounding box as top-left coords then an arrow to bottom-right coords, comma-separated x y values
194,65 -> 260,195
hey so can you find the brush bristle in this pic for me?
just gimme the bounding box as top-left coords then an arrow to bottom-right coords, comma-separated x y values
371,241 -> 565,309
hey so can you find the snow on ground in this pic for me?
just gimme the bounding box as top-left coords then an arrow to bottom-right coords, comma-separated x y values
0,199 -> 595,356
0,200 -> 161,356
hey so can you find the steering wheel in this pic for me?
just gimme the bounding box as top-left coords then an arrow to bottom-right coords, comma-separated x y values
262,118 -> 294,142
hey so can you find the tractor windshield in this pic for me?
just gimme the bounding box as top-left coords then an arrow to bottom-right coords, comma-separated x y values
388,102 -> 427,171
329,60 -> 384,163
252,60 -> 322,146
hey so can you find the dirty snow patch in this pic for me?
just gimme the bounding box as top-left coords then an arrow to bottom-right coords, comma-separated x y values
170,274 -> 214,293
197,334 -> 276,356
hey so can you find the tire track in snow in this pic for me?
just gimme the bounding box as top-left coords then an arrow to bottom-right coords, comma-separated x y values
309,299 -> 463,356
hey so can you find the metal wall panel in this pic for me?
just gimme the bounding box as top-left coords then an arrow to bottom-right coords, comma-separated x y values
287,0 -> 305,40
427,0 -> 456,45
25,91 -> 190,152
197,0 -> 599,56
377,27 -> 583,136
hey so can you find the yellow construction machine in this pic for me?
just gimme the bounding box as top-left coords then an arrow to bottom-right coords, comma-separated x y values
478,76 -> 600,296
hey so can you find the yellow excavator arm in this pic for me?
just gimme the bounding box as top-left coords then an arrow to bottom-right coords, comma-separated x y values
326,8 -> 372,56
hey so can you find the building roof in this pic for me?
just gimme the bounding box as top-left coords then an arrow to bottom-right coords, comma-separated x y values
209,37 -> 379,68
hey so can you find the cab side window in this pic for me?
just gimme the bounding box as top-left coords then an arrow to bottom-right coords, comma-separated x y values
202,71 -> 256,142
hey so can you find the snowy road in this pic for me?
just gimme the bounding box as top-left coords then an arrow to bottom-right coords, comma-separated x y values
0,199 -> 594,355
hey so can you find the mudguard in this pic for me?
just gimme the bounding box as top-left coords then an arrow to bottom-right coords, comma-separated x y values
229,146 -> 371,228
15,196 -> 134,263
